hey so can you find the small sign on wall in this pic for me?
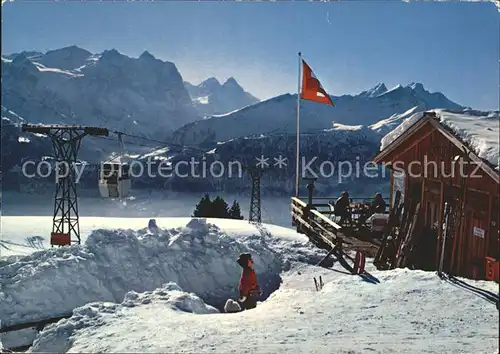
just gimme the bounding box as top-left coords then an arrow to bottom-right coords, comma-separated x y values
473,226 -> 485,238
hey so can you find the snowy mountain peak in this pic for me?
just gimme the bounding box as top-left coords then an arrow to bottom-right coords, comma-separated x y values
37,45 -> 93,70
139,50 -> 156,61
372,82 -> 388,93
200,77 -> 221,88
185,77 -> 260,117
359,82 -> 388,98
101,48 -> 123,60
407,82 -> 425,91
223,76 -> 240,87
45,45 -> 91,57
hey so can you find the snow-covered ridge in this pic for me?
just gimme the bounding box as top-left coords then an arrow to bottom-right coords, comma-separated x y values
171,82 -> 464,146
380,109 -> 500,170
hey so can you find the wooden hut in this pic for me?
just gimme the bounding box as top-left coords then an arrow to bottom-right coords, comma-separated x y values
372,110 -> 499,281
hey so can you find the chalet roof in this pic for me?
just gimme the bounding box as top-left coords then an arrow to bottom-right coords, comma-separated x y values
374,109 -> 499,182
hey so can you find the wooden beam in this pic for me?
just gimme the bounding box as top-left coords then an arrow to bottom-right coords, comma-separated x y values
310,209 -> 342,231
291,197 -> 307,208
486,193 -> 493,259
389,169 -> 394,214
309,217 -> 336,236
456,184 -> 468,276
291,204 -> 304,216
436,180 -> 445,268
421,177 -> 426,224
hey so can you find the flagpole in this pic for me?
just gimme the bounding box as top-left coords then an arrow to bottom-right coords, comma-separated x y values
295,52 -> 302,197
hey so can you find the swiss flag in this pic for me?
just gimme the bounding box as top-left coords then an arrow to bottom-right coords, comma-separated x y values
300,59 -> 334,106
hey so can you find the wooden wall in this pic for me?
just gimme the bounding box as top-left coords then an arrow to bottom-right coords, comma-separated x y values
384,122 -> 499,279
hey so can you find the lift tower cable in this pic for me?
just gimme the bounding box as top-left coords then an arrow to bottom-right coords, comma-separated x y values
21,124 -> 109,246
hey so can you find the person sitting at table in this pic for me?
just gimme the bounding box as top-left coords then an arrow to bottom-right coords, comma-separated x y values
334,191 -> 352,226
370,193 -> 386,214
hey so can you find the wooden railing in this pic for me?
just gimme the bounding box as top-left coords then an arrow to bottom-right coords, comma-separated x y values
291,197 -> 342,249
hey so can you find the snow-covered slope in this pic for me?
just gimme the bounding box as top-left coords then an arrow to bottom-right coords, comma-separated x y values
1,46 -> 199,139
380,109 -> 500,170
369,104 -> 426,135
171,83 -> 464,146
29,268 -> 499,354
185,77 -> 260,117
1,217 -> 497,353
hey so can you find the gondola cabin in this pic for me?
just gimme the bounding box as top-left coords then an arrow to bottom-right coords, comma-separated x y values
98,162 -> 131,198
372,110 -> 499,281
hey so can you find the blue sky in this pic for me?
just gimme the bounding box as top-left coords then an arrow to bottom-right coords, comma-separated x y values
2,1 -> 499,109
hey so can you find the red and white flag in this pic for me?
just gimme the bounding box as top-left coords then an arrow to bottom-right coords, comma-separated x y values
300,59 -> 334,106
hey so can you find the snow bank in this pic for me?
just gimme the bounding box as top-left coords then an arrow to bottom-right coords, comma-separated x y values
28,282 -> 218,353
29,266 -> 499,353
0,218 -> 325,329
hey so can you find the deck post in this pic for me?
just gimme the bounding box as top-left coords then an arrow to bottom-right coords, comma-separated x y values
303,177 -> 317,238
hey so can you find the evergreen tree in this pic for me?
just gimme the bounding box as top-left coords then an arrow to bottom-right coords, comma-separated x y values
192,195 -> 244,219
211,196 -> 230,218
192,194 -> 212,217
229,200 -> 244,220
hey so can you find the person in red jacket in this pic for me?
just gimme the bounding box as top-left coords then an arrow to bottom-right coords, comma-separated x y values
237,253 -> 261,310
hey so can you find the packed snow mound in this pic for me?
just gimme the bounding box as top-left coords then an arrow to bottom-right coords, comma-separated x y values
0,218 -> 326,329
380,109 -> 500,169
29,266 -> 499,353
224,298 -> 242,313
29,282 -> 218,353
119,282 -> 219,314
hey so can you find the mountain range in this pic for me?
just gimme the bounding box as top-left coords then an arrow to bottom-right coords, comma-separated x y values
1,45 -> 481,196
1,46 -> 259,140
